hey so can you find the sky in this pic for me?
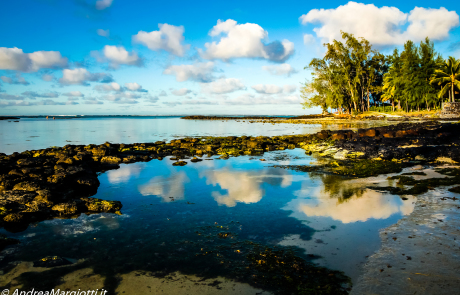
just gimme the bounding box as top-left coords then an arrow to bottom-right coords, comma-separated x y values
0,0 -> 459,116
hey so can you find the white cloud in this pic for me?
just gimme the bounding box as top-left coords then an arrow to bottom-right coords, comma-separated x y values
59,68 -> 114,85
158,90 -> 167,96
95,82 -> 122,92
133,24 -> 190,56
171,88 -> 192,96
42,74 -> 54,82
28,51 -> 68,71
199,19 -> 294,62
22,91 -> 59,99
124,82 -> 147,92
83,97 -> 104,104
252,84 -> 282,94
97,29 -> 110,37
1,74 -> 29,85
0,93 -> 25,100
201,78 -> 245,94
63,91 -> 84,97
303,34 -> 316,45
283,84 -> 297,94
95,0 -> 113,10
163,62 -> 215,82
226,93 -> 301,105
300,2 -> 459,45
0,47 -> 68,72
262,63 -> 297,77
97,45 -> 143,68
104,92 -> 141,104
251,84 -> 296,94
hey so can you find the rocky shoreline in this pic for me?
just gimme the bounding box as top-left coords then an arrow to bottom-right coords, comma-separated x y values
1,121 -> 460,234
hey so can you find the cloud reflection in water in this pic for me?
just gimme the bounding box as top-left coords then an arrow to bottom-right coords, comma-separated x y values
203,167 -> 292,207
138,171 -> 190,202
287,174 -> 416,223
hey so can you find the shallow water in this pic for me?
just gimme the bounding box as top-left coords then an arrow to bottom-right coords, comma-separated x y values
0,150 -> 416,292
0,116 -> 392,154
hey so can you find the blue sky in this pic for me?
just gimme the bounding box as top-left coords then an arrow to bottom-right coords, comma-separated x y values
1,0 -> 459,115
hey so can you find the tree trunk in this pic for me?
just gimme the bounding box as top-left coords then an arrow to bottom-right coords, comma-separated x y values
453,81 -> 456,102
392,100 -> 395,112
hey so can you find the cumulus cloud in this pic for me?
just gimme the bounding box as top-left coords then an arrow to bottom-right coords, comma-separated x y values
93,45 -> 143,68
97,29 -> 110,37
133,24 -> 190,56
0,100 -> 36,107
59,68 -> 114,85
163,62 -> 215,82
95,82 -> 122,92
104,92 -> 141,104
83,97 -> 104,104
124,82 -> 147,92
63,91 -> 84,97
226,93 -> 301,105
171,88 -> 192,96
262,63 -> 297,77
283,84 -> 297,93
252,84 -> 282,94
0,47 -> 68,72
251,84 -> 297,95
303,34 -> 316,45
158,90 -> 167,96
95,0 -> 113,10
201,78 -> 245,94
300,2 -> 459,45
0,74 -> 30,85
0,93 -> 25,100
199,19 -> 294,63
42,74 -> 54,82
145,95 -> 159,103
22,91 -> 59,99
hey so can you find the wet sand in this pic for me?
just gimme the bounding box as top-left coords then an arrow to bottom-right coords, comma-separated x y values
351,178 -> 460,294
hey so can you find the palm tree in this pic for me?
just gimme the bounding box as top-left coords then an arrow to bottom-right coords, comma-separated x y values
431,56 -> 460,102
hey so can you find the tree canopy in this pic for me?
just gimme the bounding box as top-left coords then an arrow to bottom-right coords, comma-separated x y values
301,32 -> 456,113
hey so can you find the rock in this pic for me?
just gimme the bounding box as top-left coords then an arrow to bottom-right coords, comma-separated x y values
3,213 -> 26,223
172,161 -> 187,166
247,141 -> 259,149
332,133 -> 346,140
190,157 -> 202,163
33,256 -> 73,268
415,155 -> 426,161
86,198 -> 122,212
360,129 -> 378,137
333,150 -> 349,160
436,157 -> 458,164
316,130 -> 330,139
51,202 -> 80,215
13,181 -> 42,191
101,156 -> 122,164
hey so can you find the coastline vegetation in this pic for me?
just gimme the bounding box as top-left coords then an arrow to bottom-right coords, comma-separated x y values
301,31 -> 460,114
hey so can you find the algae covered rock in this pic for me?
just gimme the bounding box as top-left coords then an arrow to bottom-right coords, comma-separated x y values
86,198 -> 122,212
33,256 -> 73,268
172,161 -> 188,166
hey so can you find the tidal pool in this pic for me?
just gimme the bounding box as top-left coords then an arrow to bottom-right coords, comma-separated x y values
0,150 -> 415,293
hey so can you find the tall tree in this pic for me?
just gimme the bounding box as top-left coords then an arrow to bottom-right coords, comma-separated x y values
431,56 -> 460,103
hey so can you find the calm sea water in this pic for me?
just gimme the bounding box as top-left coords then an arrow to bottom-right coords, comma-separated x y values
0,117 -> 412,293
0,116 -> 391,155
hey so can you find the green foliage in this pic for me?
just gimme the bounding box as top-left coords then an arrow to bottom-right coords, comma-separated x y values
431,56 -> 460,102
302,33 -> 449,113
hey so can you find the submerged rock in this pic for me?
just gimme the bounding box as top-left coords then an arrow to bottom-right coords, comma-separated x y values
33,256 -> 73,268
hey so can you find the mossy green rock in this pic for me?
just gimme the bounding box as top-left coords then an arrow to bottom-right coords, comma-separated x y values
86,198 -> 122,212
